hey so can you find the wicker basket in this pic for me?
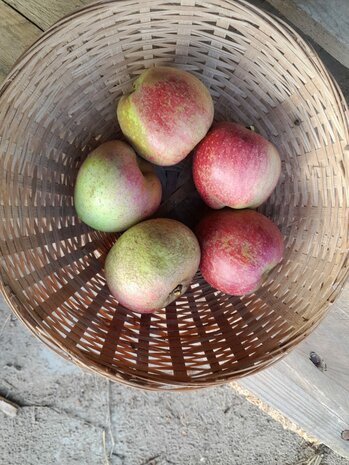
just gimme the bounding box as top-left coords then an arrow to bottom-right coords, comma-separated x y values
0,0 -> 348,390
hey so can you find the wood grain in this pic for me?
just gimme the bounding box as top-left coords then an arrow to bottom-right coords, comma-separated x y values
241,285 -> 349,459
0,1 -> 41,83
266,0 -> 349,68
3,0 -> 91,30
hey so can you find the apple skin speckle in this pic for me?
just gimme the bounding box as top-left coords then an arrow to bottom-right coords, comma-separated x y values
117,66 -> 214,166
193,121 -> 281,209
196,209 -> 284,296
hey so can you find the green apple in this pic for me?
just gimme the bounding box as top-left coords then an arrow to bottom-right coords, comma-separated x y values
105,218 -> 201,313
74,140 -> 161,232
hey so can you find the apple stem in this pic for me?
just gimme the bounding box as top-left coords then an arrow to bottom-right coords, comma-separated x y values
171,284 -> 183,297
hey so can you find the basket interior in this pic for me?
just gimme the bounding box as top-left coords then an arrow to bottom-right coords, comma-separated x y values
0,0 -> 348,389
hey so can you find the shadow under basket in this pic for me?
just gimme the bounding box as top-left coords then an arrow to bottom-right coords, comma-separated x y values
0,0 -> 348,390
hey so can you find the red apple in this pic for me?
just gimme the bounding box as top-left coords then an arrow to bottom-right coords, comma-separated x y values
74,140 -> 161,232
117,66 -> 214,166
196,209 -> 284,295
105,218 -> 201,313
193,122 -> 281,209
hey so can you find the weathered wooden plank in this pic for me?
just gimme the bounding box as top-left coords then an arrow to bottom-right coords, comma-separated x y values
241,284 -> 349,459
266,0 -> 349,68
0,1 -> 41,84
3,0 -> 91,30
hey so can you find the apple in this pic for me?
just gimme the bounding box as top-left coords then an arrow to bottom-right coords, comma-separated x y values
74,140 -> 161,232
193,122 -> 281,209
105,218 -> 201,313
117,66 -> 214,166
196,209 -> 284,295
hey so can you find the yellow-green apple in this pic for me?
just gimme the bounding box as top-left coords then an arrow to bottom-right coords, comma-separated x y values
105,218 -> 200,313
74,140 -> 161,232
193,122 -> 281,209
196,209 -> 284,295
117,66 -> 214,166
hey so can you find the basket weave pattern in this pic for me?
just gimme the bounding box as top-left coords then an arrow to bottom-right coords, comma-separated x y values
0,0 -> 348,389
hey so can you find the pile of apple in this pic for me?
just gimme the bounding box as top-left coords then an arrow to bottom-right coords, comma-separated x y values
74,67 -> 283,314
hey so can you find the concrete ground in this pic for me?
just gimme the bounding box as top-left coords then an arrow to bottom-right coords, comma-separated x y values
1,296 -> 349,465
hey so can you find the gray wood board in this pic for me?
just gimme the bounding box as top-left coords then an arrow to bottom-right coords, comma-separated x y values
2,0 -> 90,30
241,284 -> 349,459
0,1 -> 41,83
266,0 -> 349,68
